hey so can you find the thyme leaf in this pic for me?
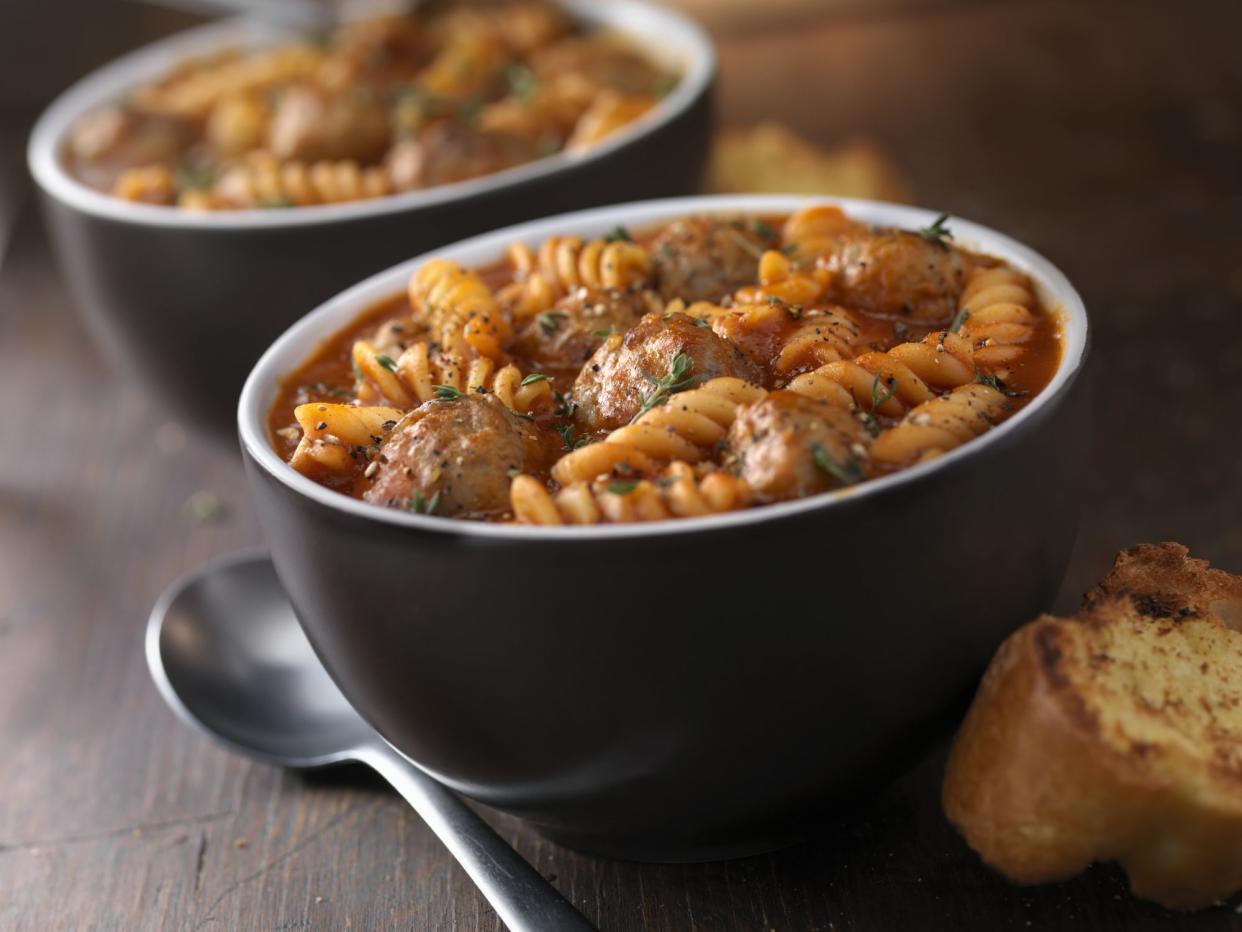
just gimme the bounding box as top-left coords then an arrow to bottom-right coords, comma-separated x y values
870,373 -> 897,410
432,384 -> 466,401
975,370 -> 1027,397
408,490 -> 441,514
949,307 -> 971,333
607,479 -> 639,495
915,213 -> 953,245
537,311 -> 568,335
811,442 -> 865,486
376,354 -> 398,372
632,352 -> 695,422
520,373 -> 548,386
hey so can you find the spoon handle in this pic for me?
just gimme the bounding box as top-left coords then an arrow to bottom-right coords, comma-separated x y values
358,743 -> 597,932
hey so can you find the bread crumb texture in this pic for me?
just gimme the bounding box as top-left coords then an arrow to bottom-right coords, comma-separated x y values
943,543 -> 1242,910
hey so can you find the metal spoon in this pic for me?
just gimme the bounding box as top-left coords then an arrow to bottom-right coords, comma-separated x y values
146,548 -> 595,932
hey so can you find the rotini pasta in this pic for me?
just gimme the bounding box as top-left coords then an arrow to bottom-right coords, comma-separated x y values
409,259 -> 511,360
268,206 -> 1062,525
352,338 -> 551,412
781,204 -> 860,260
869,383 -> 1009,466
734,250 -> 831,307
289,402 -> 404,474
551,377 -> 767,484
512,462 -> 752,524
131,45 -> 324,119
65,3 -> 680,211
499,237 -> 652,320
957,267 -> 1040,371
206,154 -> 390,209
786,331 -> 977,416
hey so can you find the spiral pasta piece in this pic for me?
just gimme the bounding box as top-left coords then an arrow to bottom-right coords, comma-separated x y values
869,383 -> 1008,466
210,154 -> 390,208
773,307 -> 862,374
781,204 -> 859,260
409,259 -> 510,360
786,331 -> 977,416
566,90 -> 657,151
512,462 -> 752,525
735,250 -> 831,307
417,32 -> 509,98
958,267 -> 1039,370
352,339 -> 551,412
498,237 -> 652,320
131,45 -> 323,119
289,402 -> 404,474
551,377 -> 767,484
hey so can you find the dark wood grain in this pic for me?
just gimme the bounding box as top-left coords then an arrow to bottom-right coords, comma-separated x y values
3,0 -> 1242,929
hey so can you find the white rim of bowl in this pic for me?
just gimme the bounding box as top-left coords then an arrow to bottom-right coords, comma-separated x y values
240,194 -> 1090,540
26,0 -> 715,230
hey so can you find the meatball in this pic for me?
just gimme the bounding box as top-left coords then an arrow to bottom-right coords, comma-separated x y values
650,217 -> 777,303
267,85 -> 391,164
386,122 -> 542,190
364,394 -> 555,517
726,391 -> 868,502
66,106 -> 194,191
824,228 -> 969,324
510,288 -> 661,372
572,312 -> 764,433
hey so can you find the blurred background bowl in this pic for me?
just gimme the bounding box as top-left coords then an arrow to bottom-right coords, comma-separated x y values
239,194 -> 1090,861
27,0 -> 715,437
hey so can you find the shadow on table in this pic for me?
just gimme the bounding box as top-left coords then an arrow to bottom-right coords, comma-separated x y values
292,744 -> 1241,930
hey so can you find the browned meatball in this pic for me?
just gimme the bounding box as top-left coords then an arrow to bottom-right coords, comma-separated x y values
650,217 -> 777,303
726,391 -> 868,502
318,16 -> 431,90
386,122 -> 543,190
364,394 -> 555,516
65,106 -> 194,191
267,86 -> 391,164
510,288 -> 661,373
572,312 -> 765,432
824,228 -> 969,324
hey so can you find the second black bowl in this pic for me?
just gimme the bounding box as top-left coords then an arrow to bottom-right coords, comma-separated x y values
28,1 -> 714,436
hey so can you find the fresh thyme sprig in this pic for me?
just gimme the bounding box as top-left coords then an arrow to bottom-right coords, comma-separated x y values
408,490 -> 442,515
432,384 -> 466,401
553,389 -> 576,419
915,213 -> 953,245
767,294 -> 803,320
811,442 -> 865,486
871,373 -> 897,410
975,370 -> 1027,397
537,311 -> 567,335
554,423 -> 592,451
632,352 -> 695,422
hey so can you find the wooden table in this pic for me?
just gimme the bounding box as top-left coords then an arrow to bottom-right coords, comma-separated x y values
3,1 -> 1241,928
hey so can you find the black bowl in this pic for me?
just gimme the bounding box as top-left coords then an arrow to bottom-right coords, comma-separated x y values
28,2 -> 714,437
239,195 -> 1091,861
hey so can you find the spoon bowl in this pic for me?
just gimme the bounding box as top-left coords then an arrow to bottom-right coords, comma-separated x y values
145,549 -> 595,932
147,548 -> 367,767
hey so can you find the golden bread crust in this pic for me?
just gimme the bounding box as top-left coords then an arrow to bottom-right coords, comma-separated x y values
943,543 -> 1242,909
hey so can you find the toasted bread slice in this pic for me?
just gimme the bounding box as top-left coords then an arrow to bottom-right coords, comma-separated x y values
943,543 -> 1242,909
